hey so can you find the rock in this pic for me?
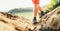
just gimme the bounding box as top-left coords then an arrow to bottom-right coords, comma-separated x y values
0,6 -> 60,31
39,6 -> 60,31
0,12 -> 35,31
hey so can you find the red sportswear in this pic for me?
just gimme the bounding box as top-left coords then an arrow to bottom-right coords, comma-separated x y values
32,0 -> 39,4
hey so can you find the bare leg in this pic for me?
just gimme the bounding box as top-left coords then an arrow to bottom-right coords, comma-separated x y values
38,5 -> 45,18
33,4 -> 38,25
38,5 -> 42,11
34,4 -> 38,17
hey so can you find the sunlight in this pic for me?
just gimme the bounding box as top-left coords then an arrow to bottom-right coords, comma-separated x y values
0,0 -> 51,12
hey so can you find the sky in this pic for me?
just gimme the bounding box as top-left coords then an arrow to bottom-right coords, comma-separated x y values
0,0 -> 51,12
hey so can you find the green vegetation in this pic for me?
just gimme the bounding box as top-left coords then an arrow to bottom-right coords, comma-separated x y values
8,0 -> 60,19
45,0 -> 60,14
8,7 -> 33,20
8,7 -> 33,14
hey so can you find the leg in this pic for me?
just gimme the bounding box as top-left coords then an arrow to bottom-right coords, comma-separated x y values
33,4 -> 38,25
38,5 -> 42,11
38,5 -> 45,18
34,4 -> 38,17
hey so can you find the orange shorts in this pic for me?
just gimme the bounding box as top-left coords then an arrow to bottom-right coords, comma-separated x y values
32,0 -> 39,4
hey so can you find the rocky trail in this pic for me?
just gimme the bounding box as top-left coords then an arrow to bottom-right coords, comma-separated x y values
0,6 -> 60,31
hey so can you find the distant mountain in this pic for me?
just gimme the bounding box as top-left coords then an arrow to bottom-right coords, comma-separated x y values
8,7 -> 33,14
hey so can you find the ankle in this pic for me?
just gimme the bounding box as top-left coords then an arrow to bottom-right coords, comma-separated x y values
34,17 -> 36,20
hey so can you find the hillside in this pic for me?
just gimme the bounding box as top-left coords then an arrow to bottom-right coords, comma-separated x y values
0,6 -> 60,31
0,12 -> 35,31
8,7 -> 33,14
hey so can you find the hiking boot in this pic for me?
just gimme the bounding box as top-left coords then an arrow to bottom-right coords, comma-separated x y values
33,17 -> 38,25
40,11 -> 45,18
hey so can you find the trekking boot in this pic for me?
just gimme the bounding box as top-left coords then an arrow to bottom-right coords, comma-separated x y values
40,11 -> 45,18
33,17 -> 38,25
